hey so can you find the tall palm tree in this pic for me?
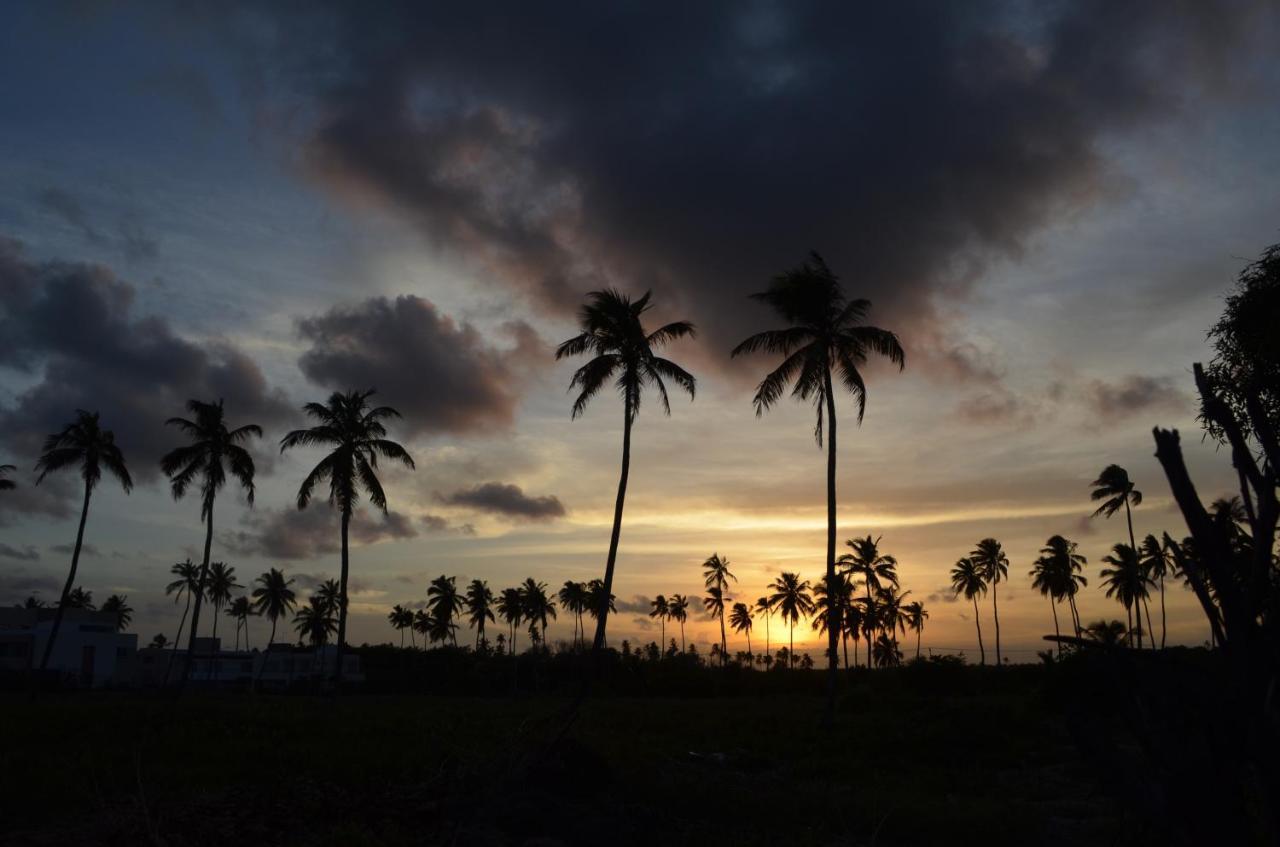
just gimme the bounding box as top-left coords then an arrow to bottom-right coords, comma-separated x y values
844,602 -> 866,669
812,573 -> 853,668
904,601 -> 928,660
768,572 -> 815,668
950,557 -> 987,666
970,538 -> 1009,666
0,463 -> 16,491
702,553 -> 736,666
1090,465 -> 1142,554
1139,533 -> 1172,649
294,596 -> 338,647
557,289 -> 696,654
425,608 -> 458,646
251,568 -> 297,684
729,602 -> 753,664
226,596 -> 253,651
280,390 -> 415,685
558,581 -> 588,648
754,595 -> 775,663
316,579 -> 341,618
34,410 -> 133,673
387,604 -> 414,648
733,254 -> 904,699
101,594 -> 133,632
1100,543 -> 1150,648
497,587 -> 524,655
648,594 -> 669,651
1030,553 -> 1064,655
584,578 -> 615,645
520,578 -> 557,647
668,594 -> 690,653
161,399 -> 260,689
464,579 -> 496,649
204,562 -> 240,649
841,535 -> 900,604
1036,535 -> 1088,639
163,559 -> 200,685
426,575 -> 463,647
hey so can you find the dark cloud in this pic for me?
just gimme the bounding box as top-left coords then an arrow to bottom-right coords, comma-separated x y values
438,481 -> 565,521
296,295 -> 548,437
223,505 -> 418,560
36,188 -> 103,243
953,389 -> 1036,427
48,543 -> 102,557
0,543 -> 40,562
0,566 -> 60,601
227,1 -> 1272,359
631,617 -> 654,632
0,237 -> 294,513
420,513 -> 476,536
1082,375 -> 1188,423
926,586 -> 961,604
616,595 -> 651,615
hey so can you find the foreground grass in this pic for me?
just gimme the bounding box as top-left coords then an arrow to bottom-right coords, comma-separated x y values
1,673 -> 1118,846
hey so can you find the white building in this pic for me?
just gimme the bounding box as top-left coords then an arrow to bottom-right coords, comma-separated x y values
0,607 -> 137,687
133,638 -> 363,689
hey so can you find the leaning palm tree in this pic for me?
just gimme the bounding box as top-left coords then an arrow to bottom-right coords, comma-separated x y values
558,581 -> 589,648
426,575 -> 463,647
280,390 -> 415,685
769,572 -> 815,668
519,578 -> 557,647
950,557 -> 987,666
251,568 -> 297,684
162,559 -> 201,685
648,594 -> 670,651
668,594 -> 690,653
0,463 -> 16,491
1139,533 -> 1172,649
1100,543 -> 1150,648
161,399 -> 260,689
733,254 -> 903,698
557,289 -> 696,654
904,601 -> 928,660
226,596 -> 253,651
497,587 -> 524,655
754,595 -> 776,663
34,410 -> 133,674
387,604 -> 414,648
464,579 -> 496,649
969,538 -> 1009,666
729,602 -> 754,664
101,594 -> 133,632
702,553 -> 736,666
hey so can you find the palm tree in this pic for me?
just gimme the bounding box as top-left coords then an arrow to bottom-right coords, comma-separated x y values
970,538 -> 1009,666
161,399 -> 260,689
464,579 -> 496,649
1084,619 -> 1129,648
101,594 -> 133,632
163,559 -> 200,685
844,602 -> 866,669
754,595 -> 776,663
701,553 -> 736,666
204,562 -> 240,649
294,596 -> 338,647
33,411 -> 133,674
226,596 -> 253,651
316,579 -> 341,618
950,557 -> 987,666
768,572 -> 815,668
1030,552 -> 1064,656
497,587 -> 524,655
520,578 -> 557,647
1139,533 -> 1172,649
425,608 -> 458,646
251,568 -> 297,683
872,633 -> 902,668
840,536 -> 900,667
0,463 -> 15,491
668,594 -> 690,653
387,604 -> 414,648
812,573 -> 853,668
1090,464 -> 1142,554
648,594 -> 669,652
584,579 -> 615,644
904,601 -> 928,660
729,602 -> 753,664
426,575 -> 464,647
557,289 -> 696,654
149,633 -> 169,649
733,254 -> 903,698
1035,535 -> 1088,639
280,390 -> 414,683
64,587 -> 95,609
558,581 -> 589,648
1100,543 -> 1150,648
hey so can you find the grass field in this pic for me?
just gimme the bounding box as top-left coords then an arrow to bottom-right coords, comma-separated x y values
1,667 -> 1129,846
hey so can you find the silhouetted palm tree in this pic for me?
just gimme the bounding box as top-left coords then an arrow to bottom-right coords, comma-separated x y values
426,575 -> 463,647
1090,464 -> 1142,554
729,601 -> 753,664
813,573 -> 854,668
585,578 -> 615,644
1139,533 -> 1172,649
316,578 -> 341,618
163,559 -> 200,685
252,568 -> 297,684
497,587 -> 524,655
649,594 -> 669,651
733,254 -> 903,697
205,562 -> 239,649
465,579 -> 496,649
558,581 -> 589,648
161,399 -> 259,689
1084,619 -> 1128,648
754,595 -> 776,663
557,289 -> 696,654
34,410 -> 132,673
1100,543 -> 1149,648
844,602 -> 866,669
950,557 -> 987,665
101,594 -> 132,632
841,536 -> 900,667
64,586 -> 95,609
149,633 -> 169,649
970,538 -> 1009,666
1034,535 -> 1088,641
668,594 -> 690,653
904,601 -> 928,660
425,608 -> 458,646
294,595 -> 337,647
0,463 -> 15,491
281,390 -> 414,683
769,572 -> 815,668
872,633 -> 902,667
702,553 -> 736,665
387,604 -> 414,648
520,578 -> 556,647
227,596 -> 252,651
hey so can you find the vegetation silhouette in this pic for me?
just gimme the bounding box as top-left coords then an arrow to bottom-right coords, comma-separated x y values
969,538 -> 1009,666
701,553 -> 735,666
226,595 -> 253,651
0,463 -> 15,490
100,594 -> 132,632
251,567 -> 297,686
950,557 -> 987,665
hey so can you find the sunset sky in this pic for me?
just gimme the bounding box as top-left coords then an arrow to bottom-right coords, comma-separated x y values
2,2 -> 1278,659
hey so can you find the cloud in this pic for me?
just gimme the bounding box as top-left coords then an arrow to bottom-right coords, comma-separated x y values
616,595 -> 651,615
296,295 -> 548,437
631,616 -> 654,632
48,543 -> 102,557
926,585 -> 961,604
223,506 -> 419,560
229,1 -> 1273,360
0,237 -> 294,517
0,566 -> 61,601
0,543 -> 40,562
953,388 -> 1036,427
420,513 -> 476,536
1081,375 -> 1188,423
438,481 -> 566,521
36,188 -> 103,243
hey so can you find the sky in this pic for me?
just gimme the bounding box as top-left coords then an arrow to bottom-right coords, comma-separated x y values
1,1 -> 1278,661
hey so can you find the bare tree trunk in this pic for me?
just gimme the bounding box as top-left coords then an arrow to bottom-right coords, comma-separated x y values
38,481 -> 93,675
178,499 -> 215,692
591,397 -> 632,655
334,509 -> 351,688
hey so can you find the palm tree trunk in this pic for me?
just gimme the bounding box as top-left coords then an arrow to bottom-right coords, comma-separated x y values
1159,571 -> 1167,649
1051,597 -> 1061,657
1142,595 -> 1156,652
764,614 -> 770,662
178,499 -> 215,692
38,481 -> 93,674
1068,593 -> 1081,638
916,628 -> 922,660
1126,605 -> 1135,648
972,596 -> 985,666
334,508 -> 351,688
746,632 -> 752,667
591,397 -> 632,656
822,369 -> 839,717
718,609 -> 727,667
991,582 -> 1002,667
789,620 -> 795,668
254,617 -> 278,688
210,606 -> 221,681
163,590 -> 192,687
660,618 -> 665,655
842,631 -> 849,669
680,620 -> 685,654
